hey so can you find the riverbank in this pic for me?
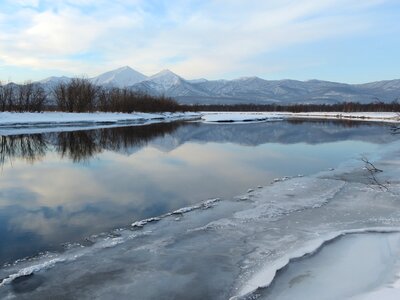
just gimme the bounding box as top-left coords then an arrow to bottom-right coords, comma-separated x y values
201,111 -> 400,123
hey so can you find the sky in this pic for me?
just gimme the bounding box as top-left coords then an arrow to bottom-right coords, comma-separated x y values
0,0 -> 399,83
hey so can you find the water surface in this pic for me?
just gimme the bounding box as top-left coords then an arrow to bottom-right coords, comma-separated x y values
0,120 -> 396,265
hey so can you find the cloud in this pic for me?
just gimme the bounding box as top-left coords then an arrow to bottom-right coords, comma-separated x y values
0,0 -> 395,80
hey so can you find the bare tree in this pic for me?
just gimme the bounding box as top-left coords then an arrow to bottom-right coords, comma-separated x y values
17,81 -> 34,111
0,81 -> 15,111
14,81 -> 46,111
31,84 -> 47,111
53,78 -> 98,112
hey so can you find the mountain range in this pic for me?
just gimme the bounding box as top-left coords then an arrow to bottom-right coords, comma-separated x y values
38,66 -> 400,105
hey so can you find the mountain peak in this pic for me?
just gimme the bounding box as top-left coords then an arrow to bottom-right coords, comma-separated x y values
235,76 -> 261,81
151,69 -> 180,78
147,69 -> 183,90
91,66 -> 147,87
115,65 -> 132,71
39,76 -> 71,84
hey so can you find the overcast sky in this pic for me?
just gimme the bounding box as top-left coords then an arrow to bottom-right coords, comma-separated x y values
0,0 -> 399,83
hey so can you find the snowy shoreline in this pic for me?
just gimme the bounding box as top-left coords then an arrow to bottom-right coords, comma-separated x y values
0,111 -> 398,130
0,111 -> 201,126
0,111 -> 201,135
201,111 -> 400,123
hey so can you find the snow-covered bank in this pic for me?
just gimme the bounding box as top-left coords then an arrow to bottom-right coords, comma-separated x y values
0,112 -> 200,134
201,111 -> 400,123
283,111 -> 400,123
234,228 -> 400,300
201,112 -> 283,123
0,111 -> 397,135
247,231 -> 400,300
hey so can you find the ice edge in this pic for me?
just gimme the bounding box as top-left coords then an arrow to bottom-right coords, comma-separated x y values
231,227 -> 400,300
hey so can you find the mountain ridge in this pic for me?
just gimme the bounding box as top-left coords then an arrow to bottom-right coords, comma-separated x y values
36,66 -> 400,105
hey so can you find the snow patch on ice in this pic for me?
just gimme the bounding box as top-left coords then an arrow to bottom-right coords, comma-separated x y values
234,177 -> 345,221
233,227 -> 400,299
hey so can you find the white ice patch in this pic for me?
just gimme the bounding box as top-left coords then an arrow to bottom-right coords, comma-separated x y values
233,227 -> 400,300
0,231 -> 149,288
234,177 -> 345,221
201,112 -> 283,123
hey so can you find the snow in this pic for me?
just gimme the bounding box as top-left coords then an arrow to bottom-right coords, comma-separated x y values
234,228 -> 400,299
0,112 -> 200,135
90,66 -> 148,87
281,111 -> 400,123
147,69 -> 183,90
0,112 -> 397,131
34,66 -> 400,105
201,112 -> 283,123
243,231 -> 400,300
201,111 -> 400,123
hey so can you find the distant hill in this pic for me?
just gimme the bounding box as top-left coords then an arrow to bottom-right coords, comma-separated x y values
35,67 -> 400,105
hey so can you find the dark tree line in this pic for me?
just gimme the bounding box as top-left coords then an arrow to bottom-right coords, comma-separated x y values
1,78 -> 181,113
96,88 -> 182,113
187,101 -> 400,113
54,78 -> 98,112
53,78 -> 182,113
0,81 -> 46,112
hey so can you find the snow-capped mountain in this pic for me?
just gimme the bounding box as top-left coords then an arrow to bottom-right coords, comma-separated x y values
39,76 -> 72,94
90,66 -> 147,88
148,69 -> 182,90
39,76 -> 71,85
132,69 -> 211,97
35,66 -> 400,105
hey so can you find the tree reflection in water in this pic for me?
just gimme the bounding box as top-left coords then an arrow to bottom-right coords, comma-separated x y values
0,134 -> 48,166
0,121 -> 188,165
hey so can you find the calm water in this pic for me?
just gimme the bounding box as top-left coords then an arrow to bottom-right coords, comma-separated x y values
0,120 -> 397,265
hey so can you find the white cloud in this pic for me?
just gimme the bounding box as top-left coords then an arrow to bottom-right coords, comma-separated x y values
0,0 -> 394,79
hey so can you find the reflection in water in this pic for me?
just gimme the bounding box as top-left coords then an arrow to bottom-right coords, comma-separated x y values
0,120 -> 395,166
0,121 -> 187,165
287,118 -> 377,128
0,135 -> 48,166
0,120 -> 398,265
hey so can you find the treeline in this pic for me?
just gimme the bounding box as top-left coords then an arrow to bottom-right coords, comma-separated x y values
0,81 -> 46,112
1,78 -> 400,113
54,78 -> 181,113
188,101 -> 400,113
0,78 -> 182,113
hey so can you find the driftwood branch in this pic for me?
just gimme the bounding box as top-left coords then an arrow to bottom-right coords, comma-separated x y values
361,156 -> 388,191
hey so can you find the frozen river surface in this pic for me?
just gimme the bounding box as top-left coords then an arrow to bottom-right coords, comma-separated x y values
0,119 -> 399,299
